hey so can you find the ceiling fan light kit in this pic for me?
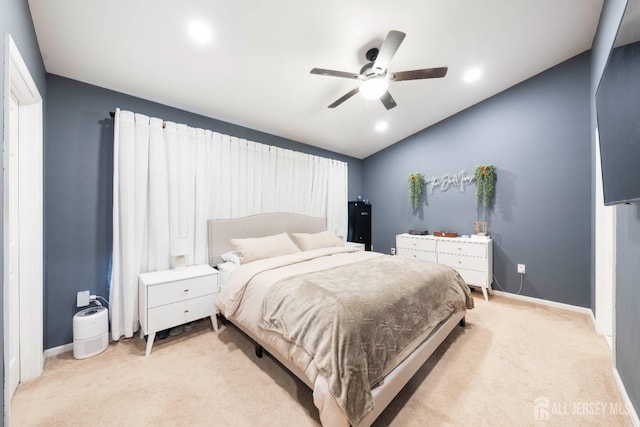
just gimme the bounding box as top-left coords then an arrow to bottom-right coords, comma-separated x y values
360,77 -> 389,100
311,30 -> 447,110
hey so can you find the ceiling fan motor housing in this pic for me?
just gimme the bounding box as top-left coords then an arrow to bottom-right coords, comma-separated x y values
359,62 -> 376,76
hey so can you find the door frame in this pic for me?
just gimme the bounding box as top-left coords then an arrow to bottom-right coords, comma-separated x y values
3,33 -> 44,416
594,128 -> 616,352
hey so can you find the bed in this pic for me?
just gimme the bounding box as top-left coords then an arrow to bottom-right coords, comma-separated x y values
208,213 -> 473,426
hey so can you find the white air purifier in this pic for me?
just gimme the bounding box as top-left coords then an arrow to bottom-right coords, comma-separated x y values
73,306 -> 109,359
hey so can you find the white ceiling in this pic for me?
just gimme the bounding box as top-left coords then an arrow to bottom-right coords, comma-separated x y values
29,0 -> 603,159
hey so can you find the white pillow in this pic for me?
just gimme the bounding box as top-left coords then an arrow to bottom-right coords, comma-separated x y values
291,231 -> 345,251
220,250 -> 241,265
230,232 -> 301,264
216,261 -> 239,272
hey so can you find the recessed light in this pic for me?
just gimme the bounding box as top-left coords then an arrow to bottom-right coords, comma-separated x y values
463,67 -> 482,83
188,21 -> 213,44
375,121 -> 388,132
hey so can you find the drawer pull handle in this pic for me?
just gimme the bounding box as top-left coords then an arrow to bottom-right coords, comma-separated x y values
184,309 -> 189,314
184,289 -> 189,292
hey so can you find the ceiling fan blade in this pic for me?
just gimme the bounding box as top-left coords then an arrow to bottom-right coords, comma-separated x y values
391,67 -> 448,81
372,30 -> 406,74
328,88 -> 359,108
380,91 -> 397,110
311,68 -> 361,79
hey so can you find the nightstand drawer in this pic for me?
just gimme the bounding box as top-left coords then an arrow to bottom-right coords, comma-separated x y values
437,240 -> 486,258
398,248 -> 437,262
147,274 -> 217,308
396,236 -> 436,251
438,253 -> 487,271
147,294 -> 216,332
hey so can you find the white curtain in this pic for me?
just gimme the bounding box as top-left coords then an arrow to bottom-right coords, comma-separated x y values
110,109 -> 348,340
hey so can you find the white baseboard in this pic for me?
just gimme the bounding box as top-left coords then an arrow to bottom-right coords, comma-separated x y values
43,343 -> 73,359
613,368 -> 640,427
492,290 -> 593,315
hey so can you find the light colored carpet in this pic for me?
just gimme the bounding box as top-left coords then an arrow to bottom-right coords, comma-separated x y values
11,294 -> 633,426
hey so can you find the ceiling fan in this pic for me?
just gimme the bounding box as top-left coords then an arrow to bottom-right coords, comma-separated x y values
310,30 -> 447,110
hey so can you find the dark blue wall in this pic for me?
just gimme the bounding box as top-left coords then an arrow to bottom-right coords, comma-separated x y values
592,0 -> 640,418
1,0 -> 46,423
44,74 -> 363,348
362,53 -> 592,307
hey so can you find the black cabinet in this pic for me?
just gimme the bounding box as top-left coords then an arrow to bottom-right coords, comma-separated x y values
347,201 -> 372,251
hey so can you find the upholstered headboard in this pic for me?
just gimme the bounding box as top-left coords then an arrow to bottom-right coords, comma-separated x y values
207,213 -> 326,266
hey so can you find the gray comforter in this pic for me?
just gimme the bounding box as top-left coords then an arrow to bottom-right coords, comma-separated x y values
260,255 -> 473,425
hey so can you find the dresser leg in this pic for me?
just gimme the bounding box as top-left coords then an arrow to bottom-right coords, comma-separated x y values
145,332 -> 156,357
482,287 -> 489,301
210,314 -> 218,332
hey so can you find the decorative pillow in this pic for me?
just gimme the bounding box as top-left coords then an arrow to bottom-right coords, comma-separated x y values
230,232 -> 300,264
291,230 -> 345,251
220,250 -> 241,265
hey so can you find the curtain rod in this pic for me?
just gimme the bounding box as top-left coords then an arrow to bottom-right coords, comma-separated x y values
109,111 -> 166,128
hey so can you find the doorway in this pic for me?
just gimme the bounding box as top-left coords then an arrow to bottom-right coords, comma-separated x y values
595,129 -> 615,350
3,34 -> 44,421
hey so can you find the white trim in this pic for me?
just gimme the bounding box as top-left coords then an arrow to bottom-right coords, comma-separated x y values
589,309 -> 598,331
613,369 -> 640,427
594,128 -> 616,351
492,290 -> 593,315
43,344 -> 74,359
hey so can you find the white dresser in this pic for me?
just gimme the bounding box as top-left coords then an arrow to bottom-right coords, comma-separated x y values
396,234 -> 493,300
138,264 -> 219,356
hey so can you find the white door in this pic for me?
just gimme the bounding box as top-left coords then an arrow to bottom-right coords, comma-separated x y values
4,92 -> 21,398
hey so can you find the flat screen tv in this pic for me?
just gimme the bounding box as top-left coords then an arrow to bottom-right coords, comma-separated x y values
596,0 -> 640,205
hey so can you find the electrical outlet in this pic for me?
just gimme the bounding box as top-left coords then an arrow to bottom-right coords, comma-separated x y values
390,247 -> 396,255
517,264 -> 526,274
77,290 -> 90,307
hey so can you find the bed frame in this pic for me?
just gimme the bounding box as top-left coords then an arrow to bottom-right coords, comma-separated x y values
208,213 -> 465,426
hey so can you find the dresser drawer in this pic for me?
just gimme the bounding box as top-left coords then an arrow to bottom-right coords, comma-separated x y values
438,253 -> 488,271
397,248 -> 437,262
147,294 -> 216,332
437,240 -> 487,258
454,267 -> 489,287
147,274 -> 217,308
396,236 -> 436,252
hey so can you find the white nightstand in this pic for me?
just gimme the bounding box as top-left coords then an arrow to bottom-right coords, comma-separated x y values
138,264 -> 219,356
